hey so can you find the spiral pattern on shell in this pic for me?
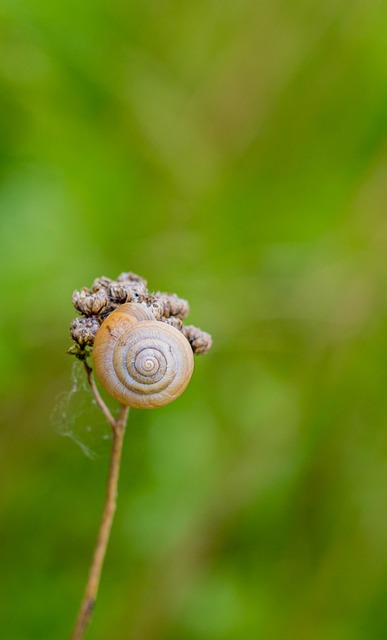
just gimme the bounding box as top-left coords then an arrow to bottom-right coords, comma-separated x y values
93,303 -> 194,408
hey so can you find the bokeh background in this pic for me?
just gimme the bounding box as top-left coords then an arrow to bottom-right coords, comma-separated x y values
1,1 -> 387,638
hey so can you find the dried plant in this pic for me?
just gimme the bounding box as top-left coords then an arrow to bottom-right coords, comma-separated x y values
68,272 -> 212,640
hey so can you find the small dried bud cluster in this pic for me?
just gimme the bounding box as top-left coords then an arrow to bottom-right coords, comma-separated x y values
69,271 -> 212,357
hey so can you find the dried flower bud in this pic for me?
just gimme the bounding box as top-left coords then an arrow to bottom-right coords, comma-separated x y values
117,272 -> 147,290
147,300 -> 164,321
108,282 -> 134,303
72,288 -> 111,316
182,325 -> 213,355
156,292 -> 190,319
70,316 -> 100,347
160,316 -> 183,331
92,276 -> 113,292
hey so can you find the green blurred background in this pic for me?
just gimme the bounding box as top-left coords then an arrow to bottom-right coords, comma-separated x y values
1,1 -> 387,638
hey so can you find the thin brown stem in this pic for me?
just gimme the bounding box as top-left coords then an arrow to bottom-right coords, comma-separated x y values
70,402 -> 130,640
83,360 -> 116,429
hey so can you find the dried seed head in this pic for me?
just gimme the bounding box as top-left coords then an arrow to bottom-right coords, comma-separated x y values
69,271 -> 212,355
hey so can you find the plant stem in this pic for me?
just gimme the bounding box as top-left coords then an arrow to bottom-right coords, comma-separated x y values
83,360 -> 116,429
70,404 -> 130,640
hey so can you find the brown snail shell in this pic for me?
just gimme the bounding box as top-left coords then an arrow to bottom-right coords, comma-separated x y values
93,303 -> 194,408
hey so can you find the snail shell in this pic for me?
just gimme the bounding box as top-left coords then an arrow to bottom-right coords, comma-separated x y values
93,303 -> 194,408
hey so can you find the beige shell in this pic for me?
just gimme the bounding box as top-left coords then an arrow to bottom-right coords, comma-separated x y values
93,303 -> 194,409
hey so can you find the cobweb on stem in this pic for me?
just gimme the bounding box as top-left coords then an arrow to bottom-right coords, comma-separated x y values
52,361 -> 112,459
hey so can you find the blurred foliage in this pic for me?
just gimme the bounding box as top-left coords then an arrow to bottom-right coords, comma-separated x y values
1,0 -> 387,638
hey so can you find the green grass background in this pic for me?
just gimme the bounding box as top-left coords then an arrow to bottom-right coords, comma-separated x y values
1,1 -> 387,638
